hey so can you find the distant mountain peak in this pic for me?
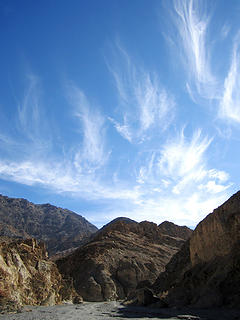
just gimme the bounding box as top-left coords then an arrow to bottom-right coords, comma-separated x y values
0,194 -> 98,256
158,220 -> 192,240
57,217 -> 191,302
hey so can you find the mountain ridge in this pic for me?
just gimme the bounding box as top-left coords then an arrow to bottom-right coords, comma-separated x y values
0,194 -> 98,255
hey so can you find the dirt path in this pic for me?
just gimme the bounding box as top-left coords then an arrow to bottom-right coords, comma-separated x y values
1,301 -> 240,320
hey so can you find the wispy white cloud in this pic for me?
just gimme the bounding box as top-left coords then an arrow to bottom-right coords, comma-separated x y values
107,43 -> 175,142
136,76 -> 175,132
0,76 -> 144,203
1,90 -> 232,227
0,77 -> 113,198
136,152 -> 156,184
219,33 -> 240,123
16,74 -> 50,151
170,0 -> 217,99
18,74 -> 40,135
108,116 -> 133,142
67,85 -> 109,173
0,61 -> 234,229
0,74 -> 51,162
198,180 -> 231,194
158,128 -> 211,178
0,159 -> 142,201
158,129 -> 231,196
208,169 -> 229,182
167,0 -> 240,129
221,23 -> 231,39
135,128 -> 230,195
132,128 -> 232,225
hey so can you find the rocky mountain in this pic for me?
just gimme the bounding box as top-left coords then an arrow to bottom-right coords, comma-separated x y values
0,194 -> 98,255
56,218 -> 192,302
152,191 -> 240,308
0,238 -> 82,313
158,221 -> 192,240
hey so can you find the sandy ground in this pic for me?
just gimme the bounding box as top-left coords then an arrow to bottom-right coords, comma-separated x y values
1,301 -> 240,320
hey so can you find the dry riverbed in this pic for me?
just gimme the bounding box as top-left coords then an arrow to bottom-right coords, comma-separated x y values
1,301 -> 240,320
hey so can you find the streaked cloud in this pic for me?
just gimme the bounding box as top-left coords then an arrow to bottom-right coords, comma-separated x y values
221,23 -> 231,39
198,180 -> 231,194
158,128 -> 211,178
219,33 -> 240,123
0,79 -> 232,227
208,169 -> 229,182
167,0 -> 240,129
107,43 -> 175,143
135,128 -> 230,197
0,158 -> 143,201
132,128 -> 232,225
170,0 -> 217,99
0,76 -> 145,205
108,116 -> 132,142
17,74 -> 50,151
18,74 -> 40,137
158,129 -> 231,196
0,77 -> 113,199
67,85 -> 109,172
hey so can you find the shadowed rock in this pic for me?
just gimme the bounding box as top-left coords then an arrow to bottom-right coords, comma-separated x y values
152,191 -> 240,308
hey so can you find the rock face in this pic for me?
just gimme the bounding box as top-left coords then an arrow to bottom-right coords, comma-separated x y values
153,191 -> 240,308
0,194 -> 97,255
57,218 -> 192,302
0,238 -> 81,313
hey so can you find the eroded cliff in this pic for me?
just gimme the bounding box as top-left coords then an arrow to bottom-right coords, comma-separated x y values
0,238 -> 81,313
153,191 -> 240,308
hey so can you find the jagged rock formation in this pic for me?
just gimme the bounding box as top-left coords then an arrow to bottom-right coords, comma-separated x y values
0,194 -> 98,255
57,218 -> 192,302
0,238 -> 81,313
152,191 -> 240,308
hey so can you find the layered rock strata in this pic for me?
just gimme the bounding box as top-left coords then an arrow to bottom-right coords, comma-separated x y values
57,219 -> 192,302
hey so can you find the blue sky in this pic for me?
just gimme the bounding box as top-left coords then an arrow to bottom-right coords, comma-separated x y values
0,0 -> 240,228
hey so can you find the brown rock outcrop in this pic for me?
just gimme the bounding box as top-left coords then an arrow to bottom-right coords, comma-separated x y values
0,238 -> 81,313
153,191 -> 240,308
57,218 -> 192,302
